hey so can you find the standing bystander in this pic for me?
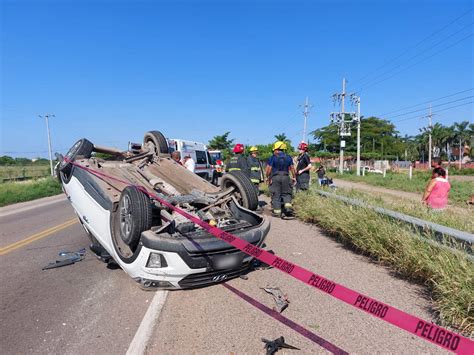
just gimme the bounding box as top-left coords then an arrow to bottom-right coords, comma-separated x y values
316,165 -> 326,186
295,142 -> 312,191
183,155 -> 195,173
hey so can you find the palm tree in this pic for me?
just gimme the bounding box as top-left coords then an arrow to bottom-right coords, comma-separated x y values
453,121 -> 472,168
274,133 -> 287,142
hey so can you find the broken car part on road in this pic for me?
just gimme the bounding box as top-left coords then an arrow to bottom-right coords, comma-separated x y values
42,248 -> 86,270
262,336 -> 300,355
261,287 -> 290,313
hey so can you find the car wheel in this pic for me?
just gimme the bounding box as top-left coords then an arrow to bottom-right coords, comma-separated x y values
143,131 -> 169,155
221,171 -> 259,210
111,187 -> 152,262
59,138 -> 94,183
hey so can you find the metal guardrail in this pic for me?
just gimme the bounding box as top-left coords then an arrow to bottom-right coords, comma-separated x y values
315,190 -> 473,258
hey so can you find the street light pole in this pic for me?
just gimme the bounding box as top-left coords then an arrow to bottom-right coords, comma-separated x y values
39,114 -> 55,176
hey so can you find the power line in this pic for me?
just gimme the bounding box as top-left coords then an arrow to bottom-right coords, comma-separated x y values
349,8 -> 473,89
355,33 -> 473,93
354,22 -> 473,92
379,88 -> 473,116
384,95 -> 474,119
395,100 -> 473,123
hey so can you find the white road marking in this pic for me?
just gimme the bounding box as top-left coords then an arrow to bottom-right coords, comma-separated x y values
126,290 -> 169,355
0,194 -> 66,218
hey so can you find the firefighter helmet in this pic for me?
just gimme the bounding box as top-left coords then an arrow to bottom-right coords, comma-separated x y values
298,142 -> 308,151
249,146 -> 258,152
233,143 -> 245,154
273,141 -> 285,151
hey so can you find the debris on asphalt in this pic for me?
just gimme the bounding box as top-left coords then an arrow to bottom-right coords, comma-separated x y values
261,287 -> 289,313
42,248 -> 86,270
261,336 -> 300,354
252,250 -> 274,270
239,274 -> 249,280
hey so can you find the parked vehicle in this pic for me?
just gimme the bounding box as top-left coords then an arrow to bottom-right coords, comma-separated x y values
363,166 -> 383,174
56,131 -> 268,290
208,149 -> 225,177
168,139 -> 219,185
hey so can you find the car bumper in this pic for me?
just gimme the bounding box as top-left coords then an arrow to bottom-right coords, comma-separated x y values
131,217 -> 270,289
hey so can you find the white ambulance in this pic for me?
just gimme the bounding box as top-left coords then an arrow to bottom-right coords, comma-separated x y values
168,139 -> 218,185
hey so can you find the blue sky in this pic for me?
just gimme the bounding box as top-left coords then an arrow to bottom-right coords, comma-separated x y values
1,0 -> 472,158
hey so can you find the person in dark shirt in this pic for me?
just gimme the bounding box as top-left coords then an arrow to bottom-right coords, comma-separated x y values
226,143 -> 250,176
265,141 -> 296,217
317,165 -> 325,185
295,142 -> 312,191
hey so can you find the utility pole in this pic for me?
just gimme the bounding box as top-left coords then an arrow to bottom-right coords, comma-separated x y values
350,94 -> 361,175
300,97 -> 313,143
425,104 -> 434,168
39,114 -> 55,176
331,78 -> 356,175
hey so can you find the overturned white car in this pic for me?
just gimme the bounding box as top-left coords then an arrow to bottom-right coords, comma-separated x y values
57,131 -> 270,289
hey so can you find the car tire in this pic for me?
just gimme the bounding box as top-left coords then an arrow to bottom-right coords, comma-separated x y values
221,171 -> 259,210
58,138 -> 94,183
143,131 -> 169,155
111,187 -> 153,263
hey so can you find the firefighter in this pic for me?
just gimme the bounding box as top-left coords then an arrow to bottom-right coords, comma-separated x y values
265,141 -> 296,217
247,146 -> 264,187
226,143 -> 250,176
295,142 -> 312,191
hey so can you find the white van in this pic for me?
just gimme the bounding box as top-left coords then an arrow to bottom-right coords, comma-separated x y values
168,139 -> 218,184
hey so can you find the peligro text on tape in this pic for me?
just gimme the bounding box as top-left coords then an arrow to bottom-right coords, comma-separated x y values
66,159 -> 473,354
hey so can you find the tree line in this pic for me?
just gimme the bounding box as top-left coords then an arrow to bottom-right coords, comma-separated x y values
207,118 -> 473,162
0,156 -> 51,166
312,117 -> 472,161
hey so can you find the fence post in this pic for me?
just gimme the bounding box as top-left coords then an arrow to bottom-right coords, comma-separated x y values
446,167 -> 449,181
409,165 -> 412,180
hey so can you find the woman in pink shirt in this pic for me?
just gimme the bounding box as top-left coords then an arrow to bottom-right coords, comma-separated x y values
422,167 -> 451,210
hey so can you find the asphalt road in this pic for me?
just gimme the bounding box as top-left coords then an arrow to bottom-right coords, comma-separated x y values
0,194 -> 447,354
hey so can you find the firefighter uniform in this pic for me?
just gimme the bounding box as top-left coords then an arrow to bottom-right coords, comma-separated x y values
266,141 -> 296,216
247,146 -> 264,185
226,143 -> 250,176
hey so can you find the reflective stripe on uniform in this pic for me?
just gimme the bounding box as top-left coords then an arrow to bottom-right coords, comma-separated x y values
250,167 -> 260,171
251,178 -> 260,183
228,168 -> 241,171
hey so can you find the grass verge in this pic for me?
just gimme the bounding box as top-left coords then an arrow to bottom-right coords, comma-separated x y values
320,186 -> 474,233
334,171 -> 473,206
0,178 -> 63,207
294,190 -> 474,336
